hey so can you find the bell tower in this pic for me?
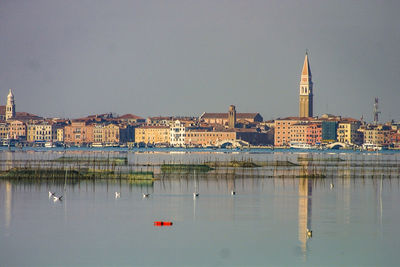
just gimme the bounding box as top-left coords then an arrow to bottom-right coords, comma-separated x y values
6,89 -> 15,120
299,52 -> 313,118
228,105 -> 236,129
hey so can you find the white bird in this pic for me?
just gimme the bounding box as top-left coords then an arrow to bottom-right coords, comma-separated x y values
143,193 -> 150,198
53,195 -> 63,202
48,191 -> 55,198
115,192 -> 120,199
193,192 -> 199,198
231,190 -> 236,196
330,183 -> 334,189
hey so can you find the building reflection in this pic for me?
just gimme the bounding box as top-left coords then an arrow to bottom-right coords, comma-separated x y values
298,177 -> 312,256
4,181 -> 12,229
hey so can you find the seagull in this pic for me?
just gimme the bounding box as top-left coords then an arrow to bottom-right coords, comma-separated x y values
53,195 -> 63,202
330,183 -> 334,189
193,192 -> 199,198
231,190 -> 236,196
115,192 -> 120,199
143,193 -> 150,198
48,191 -> 55,198
306,229 -> 312,238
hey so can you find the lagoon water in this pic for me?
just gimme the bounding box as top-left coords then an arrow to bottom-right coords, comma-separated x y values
1,148 -> 400,266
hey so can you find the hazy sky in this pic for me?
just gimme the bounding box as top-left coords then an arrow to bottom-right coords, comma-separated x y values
0,0 -> 399,122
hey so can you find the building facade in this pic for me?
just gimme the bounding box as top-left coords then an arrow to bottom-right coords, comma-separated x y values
64,121 -> 94,145
135,126 -> 170,144
322,121 -> 338,143
8,120 -> 26,140
337,120 -> 362,145
170,120 -> 186,147
27,122 -> 57,143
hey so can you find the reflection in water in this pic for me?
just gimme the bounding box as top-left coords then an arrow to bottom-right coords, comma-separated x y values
4,181 -> 12,229
298,177 -> 312,257
342,168 -> 351,224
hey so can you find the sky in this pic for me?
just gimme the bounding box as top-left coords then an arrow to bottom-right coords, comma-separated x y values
0,0 -> 399,122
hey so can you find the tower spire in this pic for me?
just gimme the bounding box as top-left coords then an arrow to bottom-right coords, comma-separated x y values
301,52 -> 312,77
299,52 -> 313,118
6,89 -> 16,120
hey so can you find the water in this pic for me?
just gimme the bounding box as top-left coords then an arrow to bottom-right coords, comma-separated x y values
1,148 -> 400,266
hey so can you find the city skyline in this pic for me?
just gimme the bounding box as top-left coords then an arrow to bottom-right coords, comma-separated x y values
0,1 -> 399,122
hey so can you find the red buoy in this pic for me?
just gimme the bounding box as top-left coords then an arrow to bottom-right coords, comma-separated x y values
154,221 -> 173,226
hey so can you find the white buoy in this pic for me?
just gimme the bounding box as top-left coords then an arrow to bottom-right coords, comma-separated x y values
115,192 -> 120,198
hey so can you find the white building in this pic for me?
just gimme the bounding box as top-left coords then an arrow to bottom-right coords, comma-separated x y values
170,120 -> 186,147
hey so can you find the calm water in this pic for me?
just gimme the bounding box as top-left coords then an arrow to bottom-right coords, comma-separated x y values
1,148 -> 400,266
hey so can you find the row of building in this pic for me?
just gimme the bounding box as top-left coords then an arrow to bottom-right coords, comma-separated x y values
274,114 -> 400,148
2,51 -> 399,149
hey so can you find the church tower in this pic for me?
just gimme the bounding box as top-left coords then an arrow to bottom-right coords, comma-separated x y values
228,105 -> 236,129
299,52 -> 313,118
6,89 -> 15,120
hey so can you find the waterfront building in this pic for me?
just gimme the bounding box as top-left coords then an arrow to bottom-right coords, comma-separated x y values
64,121 -> 94,146
6,89 -> 15,120
134,125 -> 170,145
290,123 -> 308,144
321,121 -> 338,143
57,128 -> 64,142
93,124 -> 104,144
26,122 -> 58,143
390,130 -> 400,148
363,125 -> 392,146
186,129 -> 236,147
7,120 -> 26,140
274,117 -> 314,146
170,120 -> 186,147
306,123 -> 322,145
234,129 -> 271,145
337,119 -> 362,145
299,53 -> 313,118
0,123 -> 8,140
289,123 -> 322,146
103,124 -> 121,145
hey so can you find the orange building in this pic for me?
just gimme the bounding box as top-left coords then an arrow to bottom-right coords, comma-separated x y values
186,130 -> 236,147
64,121 -> 94,145
306,123 -> 322,145
290,123 -> 308,144
135,126 -> 170,144
8,120 -> 26,140
274,117 -> 316,146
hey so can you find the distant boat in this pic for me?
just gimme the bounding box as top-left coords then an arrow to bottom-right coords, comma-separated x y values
45,142 -> 56,148
289,142 -> 316,149
362,143 -> 386,151
92,143 -> 104,148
